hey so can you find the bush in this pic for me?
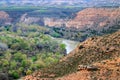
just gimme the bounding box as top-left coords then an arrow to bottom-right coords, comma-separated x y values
9,70 -> 20,79
51,32 -> 61,37
14,52 -> 27,61
35,60 -> 46,68
60,44 -> 66,50
10,60 -> 17,69
21,59 -> 32,67
26,69 -> 32,75
2,59 -> 9,67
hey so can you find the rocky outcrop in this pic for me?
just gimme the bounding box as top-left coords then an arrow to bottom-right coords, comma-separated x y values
77,65 -> 99,71
0,11 -> 11,26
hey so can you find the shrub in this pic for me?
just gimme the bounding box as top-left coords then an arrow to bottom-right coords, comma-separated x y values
26,69 -> 32,75
9,70 -> 20,79
60,44 -> 66,50
35,60 -> 46,68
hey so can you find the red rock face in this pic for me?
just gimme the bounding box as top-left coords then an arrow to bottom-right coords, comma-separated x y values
44,8 -> 120,31
66,8 -> 120,30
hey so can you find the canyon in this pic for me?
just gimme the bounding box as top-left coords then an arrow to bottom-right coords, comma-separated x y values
19,8 -> 120,33
18,8 -> 120,41
0,7 -> 120,42
0,6 -> 120,80
1,7 -> 120,33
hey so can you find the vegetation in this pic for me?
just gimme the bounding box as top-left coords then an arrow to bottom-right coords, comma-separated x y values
0,23 -> 66,79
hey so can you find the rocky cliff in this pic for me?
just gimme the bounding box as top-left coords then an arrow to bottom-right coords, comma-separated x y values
66,8 -> 120,31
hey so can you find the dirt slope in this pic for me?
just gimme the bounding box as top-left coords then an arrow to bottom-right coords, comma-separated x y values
24,31 -> 120,80
56,57 -> 120,80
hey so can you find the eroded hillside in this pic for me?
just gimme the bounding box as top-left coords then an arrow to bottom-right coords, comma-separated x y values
24,30 -> 120,80
44,8 -> 120,31
66,8 -> 120,31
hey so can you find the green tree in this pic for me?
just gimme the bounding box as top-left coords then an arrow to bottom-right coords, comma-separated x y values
9,70 -> 20,79
14,52 -> 27,61
4,52 -> 11,61
2,59 -> 9,67
60,44 -> 66,50
10,60 -> 17,69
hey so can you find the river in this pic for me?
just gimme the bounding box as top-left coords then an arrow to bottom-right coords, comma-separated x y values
52,37 -> 79,54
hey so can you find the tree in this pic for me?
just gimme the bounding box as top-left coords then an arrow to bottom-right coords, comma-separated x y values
26,69 -> 32,75
60,44 -> 66,50
14,52 -> 27,61
4,52 -> 12,61
2,59 -> 9,67
9,70 -> 20,79
10,60 -> 17,69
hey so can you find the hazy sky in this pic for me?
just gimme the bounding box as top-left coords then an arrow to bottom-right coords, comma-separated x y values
0,0 -> 119,6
